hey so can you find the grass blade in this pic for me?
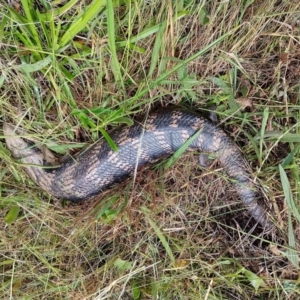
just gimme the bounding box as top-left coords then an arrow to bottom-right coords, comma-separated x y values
147,21 -> 167,78
16,55 -> 52,73
141,206 -> 175,265
279,165 -> 300,223
128,26 -> 239,107
279,165 -> 299,268
117,11 -> 188,48
21,0 -> 43,52
99,127 -> 118,151
164,128 -> 202,169
106,0 -> 123,85
0,15 -> 8,43
259,107 -> 269,161
7,6 -> 42,60
60,0 -> 106,47
5,205 -> 20,224
40,0 -> 78,20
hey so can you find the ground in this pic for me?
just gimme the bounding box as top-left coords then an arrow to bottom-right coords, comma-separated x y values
0,1 -> 300,299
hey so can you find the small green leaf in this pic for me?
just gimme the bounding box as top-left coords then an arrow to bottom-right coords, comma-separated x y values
132,281 -> 141,299
96,195 -> 121,220
0,259 -> 15,266
244,269 -> 264,292
199,8 -> 210,25
102,209 -> 118,221
16,56 -> 52,73
114,258 -> 132,271
74,112 -> 96,129
208,76 -> 231,93
5,205 -> 20,224
281,144 -> 300,167
0,74 -> 5,88
241,85 -> 248,97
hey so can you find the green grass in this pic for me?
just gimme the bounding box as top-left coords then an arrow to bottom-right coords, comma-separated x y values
1,0 -> 300,299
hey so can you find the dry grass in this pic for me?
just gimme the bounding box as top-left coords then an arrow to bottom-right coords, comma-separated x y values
1,0 -> 300,299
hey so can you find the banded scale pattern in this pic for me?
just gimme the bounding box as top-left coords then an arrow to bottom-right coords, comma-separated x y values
3,109 -> 271,228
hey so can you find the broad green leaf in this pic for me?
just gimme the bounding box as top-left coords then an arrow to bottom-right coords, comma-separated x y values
227,93 -> 241,116
207,76 -> 240,115
72,108 -> 133,126
126,44 -> 146,53
117,23 -> 162,48
72,41 -> 92,57
207,76 -> 231,94
59,64 -> 76,81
